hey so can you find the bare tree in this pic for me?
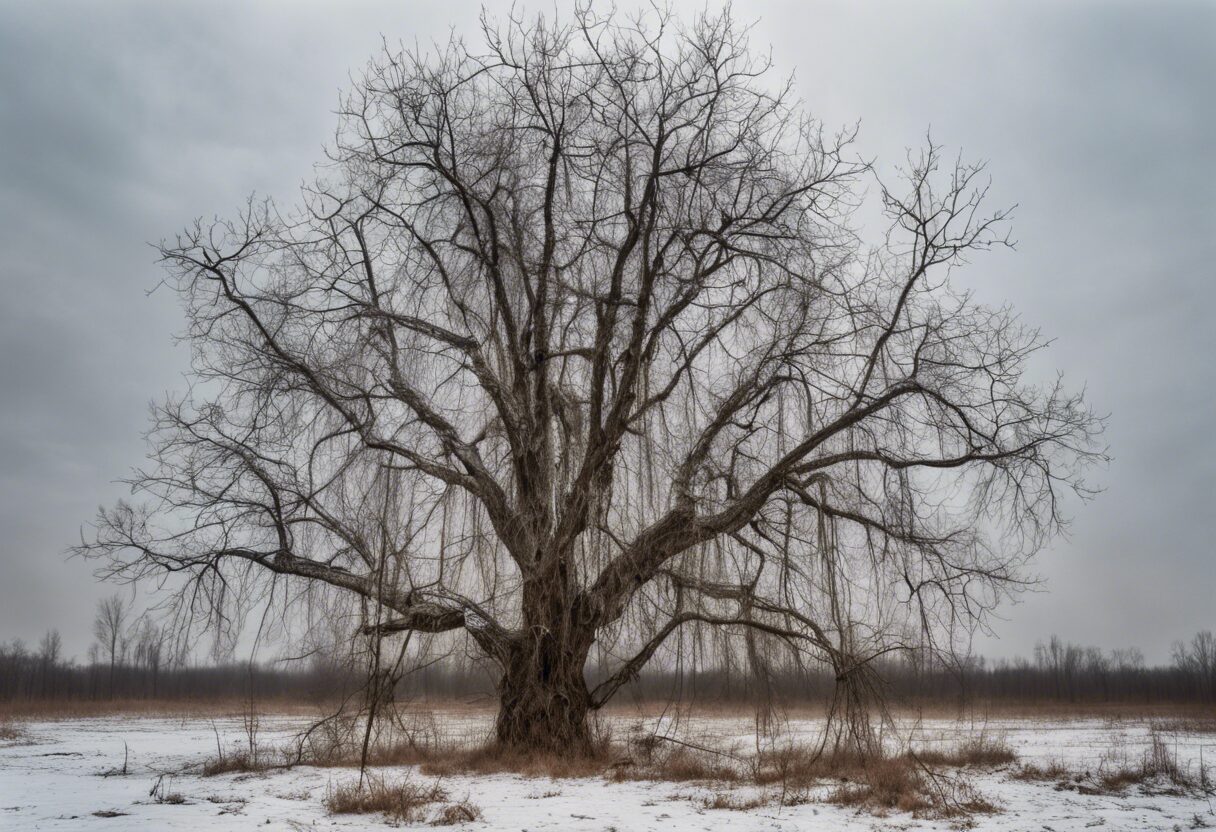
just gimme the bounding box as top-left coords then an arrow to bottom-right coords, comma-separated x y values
1172,630 -> 1216,700
81,6 -> 1103,753
38,629 -> 61,697
93,595 -> 131,697
1111,647 -> 1145,672
132,618 -> 167,697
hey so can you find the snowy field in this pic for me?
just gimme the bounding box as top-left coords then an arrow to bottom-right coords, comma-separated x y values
2,709 -> 1214,831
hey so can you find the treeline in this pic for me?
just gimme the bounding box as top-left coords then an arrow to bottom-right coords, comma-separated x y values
0,645 -> 349,703
2,594 -> 1212,705
601,633 -> 1216,706
3,630 -> 1214,706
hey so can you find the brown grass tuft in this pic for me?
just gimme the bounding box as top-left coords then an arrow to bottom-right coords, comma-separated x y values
701,791 -> 766,810
748,744 -> 998,817
754,744 -> 867,787
829,757 -> 998,817
611,745 -> 742,783
431,800 -> 483,825
828,756 -> 932,814
913,734 -> 1017,768
416,744 -> 612,779
0,718 -> 26,742
324,774 -> 449,822
1012,759 -> 1071,782
201,749 -> 286,776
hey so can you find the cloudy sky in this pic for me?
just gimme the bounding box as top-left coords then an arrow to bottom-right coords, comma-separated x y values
1,0 -> 1212,662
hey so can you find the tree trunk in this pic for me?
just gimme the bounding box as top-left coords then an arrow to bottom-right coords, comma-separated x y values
494,577 -> 594,755
495,655 -> 592,754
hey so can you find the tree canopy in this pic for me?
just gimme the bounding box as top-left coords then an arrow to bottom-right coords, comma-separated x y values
81,5 -> 1104,750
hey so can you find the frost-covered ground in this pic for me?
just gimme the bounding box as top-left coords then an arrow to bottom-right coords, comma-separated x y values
2,709 -> 1214,831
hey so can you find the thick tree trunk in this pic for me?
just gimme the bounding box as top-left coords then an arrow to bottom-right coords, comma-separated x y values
494,571 -> 595,755
495,651 -> 592,754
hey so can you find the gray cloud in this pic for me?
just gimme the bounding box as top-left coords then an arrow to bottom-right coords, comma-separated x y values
0,0 -> 1211,661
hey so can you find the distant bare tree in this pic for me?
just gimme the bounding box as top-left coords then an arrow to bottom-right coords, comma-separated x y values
1111,647 -> 1145,672
93,595 -> 131,696
81,6 -> 1103,753
37,630 -> 61,662
1172,630 -> 1216,699
132,619 -> 168,697
38,630 -> 61,696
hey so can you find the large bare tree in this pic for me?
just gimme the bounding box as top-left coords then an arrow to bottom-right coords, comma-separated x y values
82,6 -> 1103,752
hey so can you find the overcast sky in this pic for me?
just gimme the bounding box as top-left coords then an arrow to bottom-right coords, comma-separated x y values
1,0 -> 1212,663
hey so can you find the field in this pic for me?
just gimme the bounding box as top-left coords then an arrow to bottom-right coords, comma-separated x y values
2,704 -> 1214,831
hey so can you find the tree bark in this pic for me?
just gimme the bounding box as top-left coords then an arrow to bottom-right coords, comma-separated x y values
495,651 -> 592,754
494,574 -> 594,754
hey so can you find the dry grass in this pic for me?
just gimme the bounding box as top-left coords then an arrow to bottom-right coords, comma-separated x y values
201,749 -> 289,776
1095,731 -> 1198,794
749,742 -> 1004,816
1015,730 -> 1211,797
610,735 -> 743,784
301,726 -> 745,786
0,698 -> 334,721
753,744 -> 851,787
610,750 -> 741,783
780,750 -> 922,812
201,716 -> 288,777
149,773 -> 189,805
828,756 -> 935,814
701,791 -> 767,810
750,734 -> 1014,791
829,757 -> 999,817
298,725 -> 1002,818
422,745 -> 614,779
297,734 -> 616,779
27,695 -> 1181,823
324,774 -> 454,823
1153,718 -> 1216,734
913,734 -> 1017,768
291,711 -> 620,779
0,717 -> 27,742
431,800 -> 483,825
1012,759 -> 1071,781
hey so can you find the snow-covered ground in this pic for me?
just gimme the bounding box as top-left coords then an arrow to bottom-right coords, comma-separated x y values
1,709 -> 1214,831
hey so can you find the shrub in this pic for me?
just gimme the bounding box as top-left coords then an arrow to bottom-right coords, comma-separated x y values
829,756 -> 933,814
